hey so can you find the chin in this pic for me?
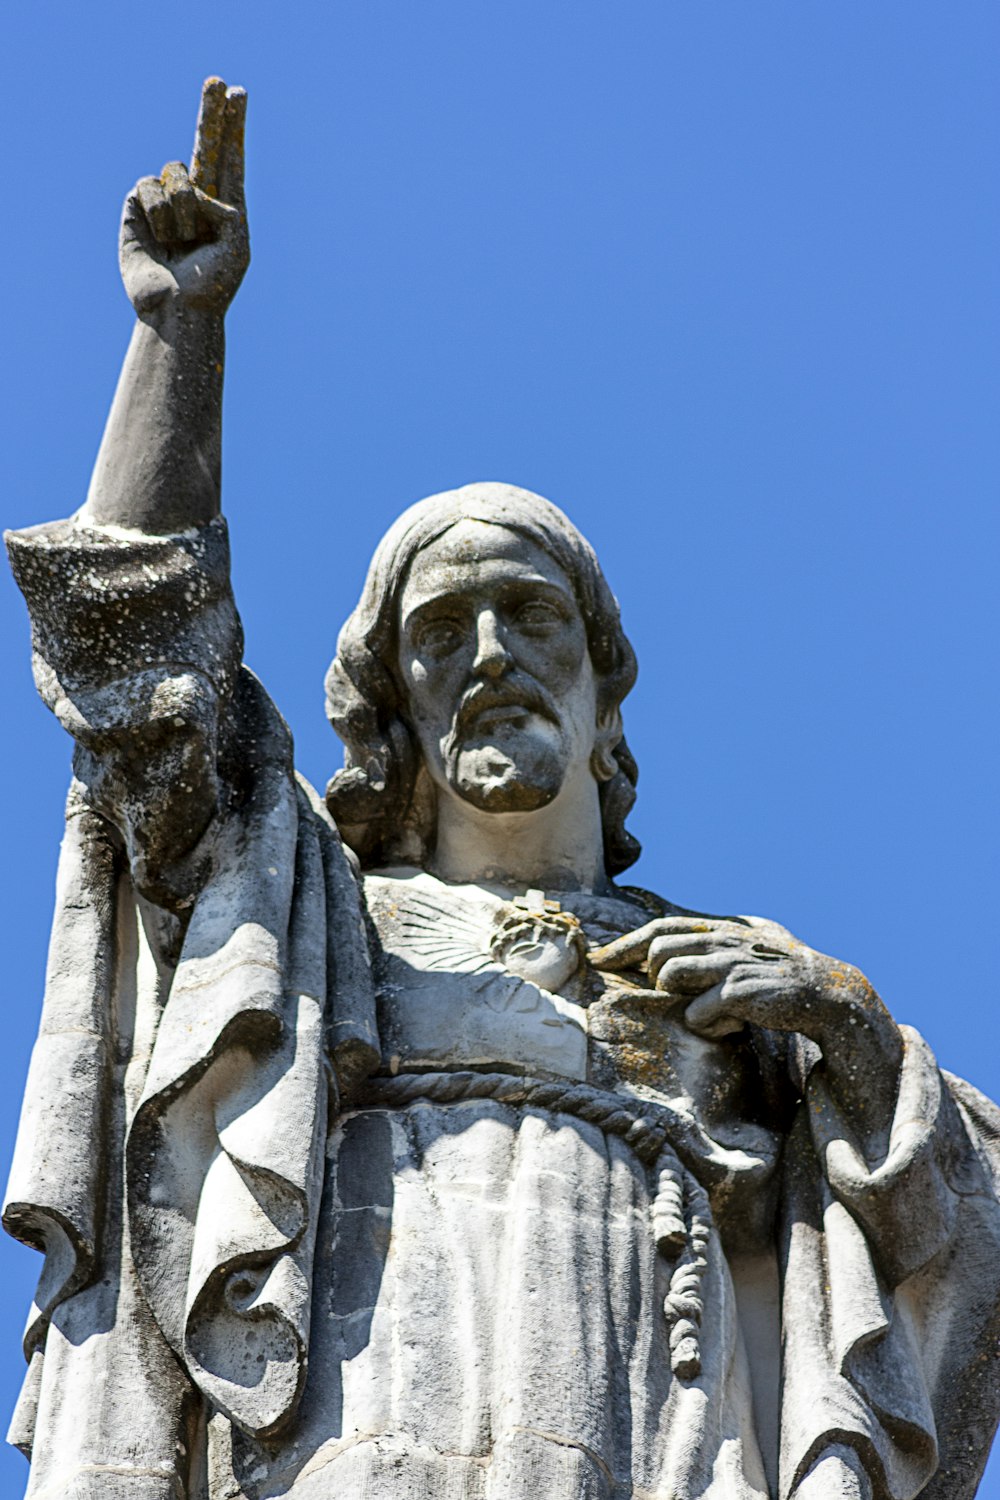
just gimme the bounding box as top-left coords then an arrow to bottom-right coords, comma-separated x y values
451,740 -> 564,813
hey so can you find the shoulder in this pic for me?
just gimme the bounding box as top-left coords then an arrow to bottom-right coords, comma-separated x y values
613,883 -> 779,929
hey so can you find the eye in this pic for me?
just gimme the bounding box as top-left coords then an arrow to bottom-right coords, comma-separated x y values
511,599 -> 564,632
412,617 -> 464,656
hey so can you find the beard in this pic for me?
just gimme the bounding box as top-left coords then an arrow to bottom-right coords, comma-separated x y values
451,733 -> 566,811
440,678 -> 570,812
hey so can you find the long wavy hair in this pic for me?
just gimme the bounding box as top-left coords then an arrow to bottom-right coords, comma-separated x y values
325,482 -> 640,874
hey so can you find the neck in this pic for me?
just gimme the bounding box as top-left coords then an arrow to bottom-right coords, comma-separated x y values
430,762 -> 608,893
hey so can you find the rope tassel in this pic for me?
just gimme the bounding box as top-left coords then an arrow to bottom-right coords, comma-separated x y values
651,1147 -> 687,1255
651,1144 -> 711,1381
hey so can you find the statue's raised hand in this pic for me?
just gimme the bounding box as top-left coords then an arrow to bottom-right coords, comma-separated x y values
121,78 -> 249,316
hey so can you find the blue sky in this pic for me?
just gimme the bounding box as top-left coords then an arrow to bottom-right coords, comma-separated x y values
2,3 -> 998,1492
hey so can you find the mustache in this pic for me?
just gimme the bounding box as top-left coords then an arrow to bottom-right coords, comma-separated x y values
452,676 -> 559,739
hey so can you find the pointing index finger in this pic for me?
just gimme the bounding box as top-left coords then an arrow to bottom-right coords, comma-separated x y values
191,76 -> 228,198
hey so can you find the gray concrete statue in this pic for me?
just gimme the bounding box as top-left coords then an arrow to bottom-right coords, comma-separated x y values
5,79 -> 1000,1500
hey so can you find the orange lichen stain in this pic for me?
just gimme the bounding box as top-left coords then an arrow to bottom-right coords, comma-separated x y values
612,1041 -> 668,1089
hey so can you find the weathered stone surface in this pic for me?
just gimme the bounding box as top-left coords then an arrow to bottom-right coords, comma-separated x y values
5,77 -> 1000,1500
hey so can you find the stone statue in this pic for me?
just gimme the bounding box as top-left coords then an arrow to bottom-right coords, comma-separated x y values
5,78 -> 1000,1500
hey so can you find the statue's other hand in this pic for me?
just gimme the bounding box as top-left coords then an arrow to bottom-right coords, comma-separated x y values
591,914 -> 888,1047
596,914 -> 904,1143
120,77 -> 249,316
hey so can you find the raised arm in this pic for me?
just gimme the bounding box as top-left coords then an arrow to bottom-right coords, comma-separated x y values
82,77 -> 249,534
6,80 -> 253,908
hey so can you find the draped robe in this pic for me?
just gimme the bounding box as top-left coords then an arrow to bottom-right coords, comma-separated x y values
5,516 -> 1000,1500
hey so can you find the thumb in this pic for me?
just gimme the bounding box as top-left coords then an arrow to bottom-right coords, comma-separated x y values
683,982 -> 744,1038
192,186 -> 243,229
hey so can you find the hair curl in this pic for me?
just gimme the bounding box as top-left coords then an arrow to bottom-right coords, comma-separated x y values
325,482 -> 640,874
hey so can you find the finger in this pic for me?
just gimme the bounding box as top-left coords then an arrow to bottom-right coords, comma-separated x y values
683,978 -> 746,1038
651,914 -> 751,933
191,76 -> 228,197
656,953 -> 735,995
587,912 -> 710,972
591,914 -> 754,972
589,923 -> 654,970
218,86 -> 247,210
120,186 -> 157,254
137,176 -> 175,244
683,983 -> 745,1039
190,185 -> 240,230
647,933 -> 732,976
160,161 -> 200,240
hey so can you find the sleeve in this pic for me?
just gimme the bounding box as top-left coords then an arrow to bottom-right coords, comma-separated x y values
805,1025 -> 970,1285
778,1027 -> 1000,1500
6,515 -> 243,910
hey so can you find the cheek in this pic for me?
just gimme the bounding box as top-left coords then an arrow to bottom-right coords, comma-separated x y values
400,654 -> 458,736
519,628 -> 588,683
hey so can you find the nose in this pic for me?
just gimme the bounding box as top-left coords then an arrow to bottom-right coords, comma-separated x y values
472,608 -> 512,679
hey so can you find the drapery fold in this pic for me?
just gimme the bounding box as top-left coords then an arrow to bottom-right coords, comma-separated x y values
3,681 -> 377,1481
126,676 -> 331,1437
780,1029 -> 1000,1500
3,791 -> 117,1372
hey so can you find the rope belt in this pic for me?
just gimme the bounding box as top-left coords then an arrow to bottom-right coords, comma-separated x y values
357,1069 -> 711,1379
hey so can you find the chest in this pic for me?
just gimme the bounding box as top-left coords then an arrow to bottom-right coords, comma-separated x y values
362,871 -> 755,1133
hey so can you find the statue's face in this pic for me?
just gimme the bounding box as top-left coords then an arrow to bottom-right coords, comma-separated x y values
397,520 -> 599,813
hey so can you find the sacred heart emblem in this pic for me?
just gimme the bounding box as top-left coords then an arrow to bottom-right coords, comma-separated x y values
385,881 -> 588,1010
490,894 -> 587,992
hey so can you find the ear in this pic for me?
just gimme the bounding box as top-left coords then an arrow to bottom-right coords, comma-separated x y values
590,705 -> 623,782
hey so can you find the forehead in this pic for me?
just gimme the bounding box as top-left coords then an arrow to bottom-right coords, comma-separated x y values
398,520 -> 577,618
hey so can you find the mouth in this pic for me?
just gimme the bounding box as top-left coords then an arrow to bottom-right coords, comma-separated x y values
468,704 -> 534,733
456,678 -> 558,741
